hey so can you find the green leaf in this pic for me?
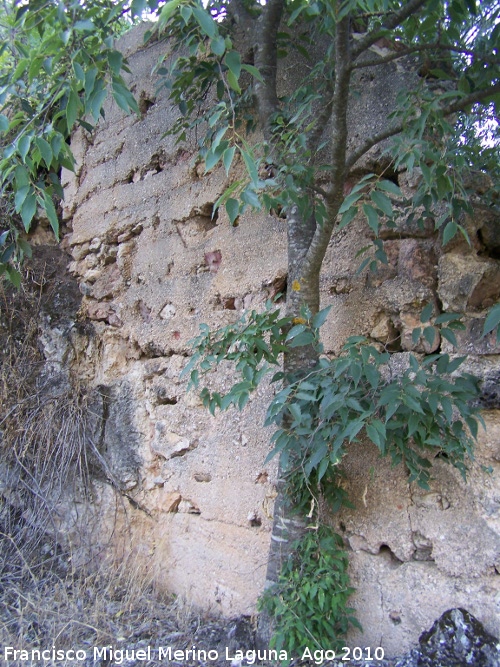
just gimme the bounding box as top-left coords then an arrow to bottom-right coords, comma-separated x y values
241,63 -> 264,83
240,147 -> 258,184
420,303 -> 434,323
225,50 -> 241,79
1,244 -> 15,263
210,36 -> 226,57
192,6 -> 216,38
226,70 -> 241,94
89,88 -> 108,120
84,67 -> 98,101
442,221 -> 458,245
131,0 -> 148,17
41,190 -> 59,239
362,203 -> 379,234
28,57 -> 43,83
214,179 -> 244,210
212,125 -> 228,150
288,331 -> 316,348
112,81 -> 138,114
12,58 -> 29,82
446,356 -> 466,373
74,19 -> 95,31
312,306 -> 331,330
205,147 -> 223,172
226,198 -> 240,225
179,4 -> 192,24
436,354 -> 450,374
423,326 -> 437,347
107,50 -> 123,76
339,191 -> 362,214
21,191 -> 36,231
0,114 -> 9,132
441,327 -> 458,347
223,146 -> 236,176
483,303 -> 500,338
378,179 -> 402,196
338,205 -> 357,229
371,190 -> 393,217
66,88 -> 80,131
14,184 -> 30,212
35,137 -> 53,168
402,394 -> 424,414
17,134 -> 32,162
17,238 -> 32,259
286,324 -> 307,341
288,402 -> 301,423
241,187 -> 261,210
435,313 -> 463,324
6,266 -> 21,288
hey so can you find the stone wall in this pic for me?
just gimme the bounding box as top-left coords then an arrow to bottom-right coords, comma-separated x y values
58,24 -> 500,656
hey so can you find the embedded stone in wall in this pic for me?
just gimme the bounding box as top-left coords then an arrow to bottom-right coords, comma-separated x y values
438,253 -> 497,312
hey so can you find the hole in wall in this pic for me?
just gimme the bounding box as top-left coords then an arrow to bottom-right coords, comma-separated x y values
271,204 -> 287,220
389,611 -> 402,625
146,151 -> 165,176
478,237 -> 500,260
380,165 -> 399,186
265,272 -> 287,301
156,390 -> 178,406
378,544 -> 403,567
385,331 -> 402,353
194,202 -> 218,232
194,473 -> 212,483
139,92 -> 155,116
248,512 -> 262,527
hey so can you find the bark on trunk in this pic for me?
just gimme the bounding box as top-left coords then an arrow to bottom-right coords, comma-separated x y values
256,203 -> 320,648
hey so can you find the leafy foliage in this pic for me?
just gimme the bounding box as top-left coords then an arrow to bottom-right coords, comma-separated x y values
0,0 -> 138,284
185,306 -> 483,649
182,299 -> 291,413
483,302 -> 500,344
258,526 -> 360,657
266,336 -> 482,503
151,0 -> 500,250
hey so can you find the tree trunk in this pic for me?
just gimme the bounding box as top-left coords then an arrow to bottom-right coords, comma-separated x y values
256,202 -> 321,648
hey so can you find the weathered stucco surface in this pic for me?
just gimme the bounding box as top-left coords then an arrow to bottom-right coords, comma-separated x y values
59,24 -> 500,657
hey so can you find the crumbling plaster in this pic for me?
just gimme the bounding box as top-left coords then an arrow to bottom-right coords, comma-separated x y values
58,23 -> 500,656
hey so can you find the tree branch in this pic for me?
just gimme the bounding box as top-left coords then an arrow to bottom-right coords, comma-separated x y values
345,123 -> 404,172
345,83 -> 500,171
226,0 -> 253,26
444,83 -> 500,115
307,77 -> 335,155
351,0 -> 429,61
253,0 -> 284,140
351,42 -> 500,71
300,16 -> 352,280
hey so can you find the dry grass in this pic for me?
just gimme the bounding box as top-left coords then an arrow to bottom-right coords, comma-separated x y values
0,260 -> 236,666
0,556 -> 181,652
0,266 -> 91,581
